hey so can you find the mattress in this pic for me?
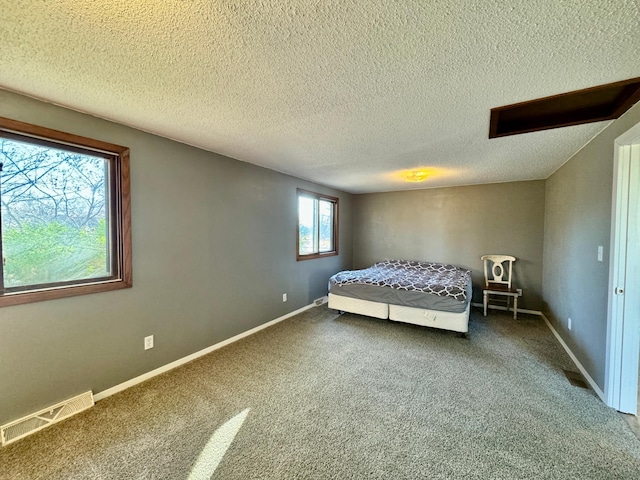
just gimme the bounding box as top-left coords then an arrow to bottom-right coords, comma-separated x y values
329,260 -> 472,313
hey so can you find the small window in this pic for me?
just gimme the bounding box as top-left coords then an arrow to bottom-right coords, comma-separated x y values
297,189 -> 338,260
0,117 -> 132,307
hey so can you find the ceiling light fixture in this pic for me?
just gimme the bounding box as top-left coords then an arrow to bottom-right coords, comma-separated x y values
405,170 -> 429,182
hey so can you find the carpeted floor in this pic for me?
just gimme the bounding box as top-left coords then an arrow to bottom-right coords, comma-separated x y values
2,306 -> 639,479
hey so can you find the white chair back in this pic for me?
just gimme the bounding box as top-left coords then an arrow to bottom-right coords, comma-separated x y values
481,255 -> 516,288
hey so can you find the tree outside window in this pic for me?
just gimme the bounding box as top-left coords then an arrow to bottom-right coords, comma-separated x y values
0,117 -> 132,307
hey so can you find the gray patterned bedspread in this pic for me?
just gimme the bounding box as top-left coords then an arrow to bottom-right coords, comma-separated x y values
329,260 -> 472,312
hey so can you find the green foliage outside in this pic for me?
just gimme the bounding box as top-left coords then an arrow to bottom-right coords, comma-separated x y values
3,220 -> 108,288
1,137 -> 109,288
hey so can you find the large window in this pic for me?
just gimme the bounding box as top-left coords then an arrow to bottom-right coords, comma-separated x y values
297,189 -> 338,261
0,116 -> 132,307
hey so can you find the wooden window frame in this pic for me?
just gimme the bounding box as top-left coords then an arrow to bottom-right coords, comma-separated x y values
0,116 -> 132,307
296,189 -> 339,261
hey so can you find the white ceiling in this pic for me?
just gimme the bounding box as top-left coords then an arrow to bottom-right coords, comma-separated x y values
1,1 -> 639,193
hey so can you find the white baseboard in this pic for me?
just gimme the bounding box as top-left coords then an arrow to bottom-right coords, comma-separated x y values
94,303 -> 316,402
470,302 -> 541,316
539,313 -> 606,402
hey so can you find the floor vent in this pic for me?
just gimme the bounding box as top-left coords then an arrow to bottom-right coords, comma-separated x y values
1,391 -> 94,446
314,297 -> 326,306
563,370 -> 589,389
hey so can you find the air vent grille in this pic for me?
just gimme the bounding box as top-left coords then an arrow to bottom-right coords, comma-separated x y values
562,370 -> 589,389
1,391 -> 94,446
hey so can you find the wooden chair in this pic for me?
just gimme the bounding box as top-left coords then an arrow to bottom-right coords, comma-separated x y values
481,255 -> 521,319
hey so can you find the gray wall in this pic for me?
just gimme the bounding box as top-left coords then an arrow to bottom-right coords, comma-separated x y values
353,181 -> 546,310
543,101 -> 640,391
0,89 -> 353,425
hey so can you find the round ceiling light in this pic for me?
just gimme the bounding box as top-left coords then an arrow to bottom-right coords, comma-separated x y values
405,170 -> 429,182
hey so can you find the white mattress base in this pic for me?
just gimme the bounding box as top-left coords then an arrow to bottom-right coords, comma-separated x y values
328,293 -> 388,319
389,302 -> 470,333
328,293 -> 470,333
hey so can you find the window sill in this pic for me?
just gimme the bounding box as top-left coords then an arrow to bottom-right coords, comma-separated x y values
296,251 -> 339,262
0,278 -> 132,307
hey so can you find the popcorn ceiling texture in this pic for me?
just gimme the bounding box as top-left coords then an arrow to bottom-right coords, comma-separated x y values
1,1 -> 639,193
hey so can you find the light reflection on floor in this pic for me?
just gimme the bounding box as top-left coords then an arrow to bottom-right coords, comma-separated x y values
188,409 -> 250,480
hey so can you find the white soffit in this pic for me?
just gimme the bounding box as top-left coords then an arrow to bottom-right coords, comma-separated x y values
1,1 -> 639,193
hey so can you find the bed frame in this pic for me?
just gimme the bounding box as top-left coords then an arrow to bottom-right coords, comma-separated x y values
328,293 -> 470,334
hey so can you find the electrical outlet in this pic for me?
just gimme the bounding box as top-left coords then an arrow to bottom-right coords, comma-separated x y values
282,293 -> 287,302
144,335 -> 154,350
597,246 -> 603,262
568,318 -> 572,330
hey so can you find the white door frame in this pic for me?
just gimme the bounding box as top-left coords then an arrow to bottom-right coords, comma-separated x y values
605,121 -> 640,414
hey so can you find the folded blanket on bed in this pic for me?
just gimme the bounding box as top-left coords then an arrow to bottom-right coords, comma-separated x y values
330,260 -> 471,302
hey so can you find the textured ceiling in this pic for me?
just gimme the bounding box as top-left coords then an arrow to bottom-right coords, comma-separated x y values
1,1 -> 639,193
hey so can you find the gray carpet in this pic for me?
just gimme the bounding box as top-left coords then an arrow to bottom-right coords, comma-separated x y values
2,307 -> 639,479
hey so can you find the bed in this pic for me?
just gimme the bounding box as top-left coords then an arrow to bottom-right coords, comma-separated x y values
328,260 -> 472,334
